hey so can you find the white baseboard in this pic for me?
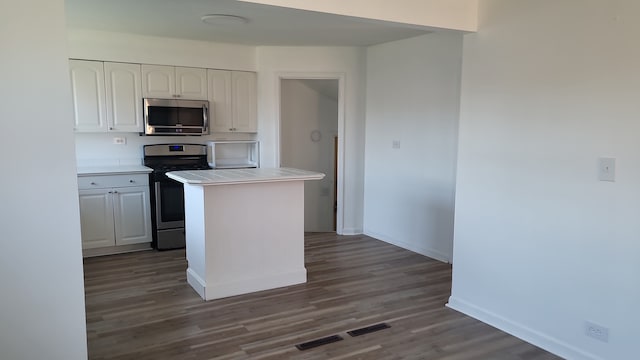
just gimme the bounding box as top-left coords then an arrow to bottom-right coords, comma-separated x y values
186,268 -> 206,299
197,269 -> 307,301
340,228 -> 362,235
446,296 -> 601,360
82,243 -> 151,257
364,229 -> 450,263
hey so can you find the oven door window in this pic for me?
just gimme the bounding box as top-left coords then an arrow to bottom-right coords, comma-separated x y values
157,179 -> 184,224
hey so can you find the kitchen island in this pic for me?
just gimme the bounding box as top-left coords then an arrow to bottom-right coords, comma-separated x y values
166,168 -> 324,300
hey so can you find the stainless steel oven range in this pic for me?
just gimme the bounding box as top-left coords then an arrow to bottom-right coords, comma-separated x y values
143,144 -> 209,250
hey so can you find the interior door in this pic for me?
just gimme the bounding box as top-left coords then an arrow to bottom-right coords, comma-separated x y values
280,79 -> 339,232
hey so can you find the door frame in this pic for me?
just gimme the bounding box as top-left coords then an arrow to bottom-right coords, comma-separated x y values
275,72 -> 346,234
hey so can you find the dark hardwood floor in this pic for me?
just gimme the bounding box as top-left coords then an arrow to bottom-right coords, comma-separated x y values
83,233 -> 560,360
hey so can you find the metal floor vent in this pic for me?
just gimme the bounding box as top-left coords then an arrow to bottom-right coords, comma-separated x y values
295,335 -> 343,351
347,323 -> 391,337
295,323 -> 391,351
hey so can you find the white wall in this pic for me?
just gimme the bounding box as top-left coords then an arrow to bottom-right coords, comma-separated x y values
281,80 -> 338,232
240,0 -> 478,31
0,1 -> 87,359
256,46 -> 367,234
449,1 -> 640,359
363,33 -> 463,262
67,29 -> 258,165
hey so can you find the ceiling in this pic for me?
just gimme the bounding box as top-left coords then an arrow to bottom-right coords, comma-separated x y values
65,0 -> 432,46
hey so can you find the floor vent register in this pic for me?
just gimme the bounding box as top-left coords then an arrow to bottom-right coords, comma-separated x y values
295,323 -> 391,351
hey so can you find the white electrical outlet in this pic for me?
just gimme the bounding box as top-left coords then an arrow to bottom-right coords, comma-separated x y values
392,140 -> 401,149
113,137 -> 126,145
585,321 -> 609,342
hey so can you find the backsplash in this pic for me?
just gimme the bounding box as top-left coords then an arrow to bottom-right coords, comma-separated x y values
75,132 -> 256,168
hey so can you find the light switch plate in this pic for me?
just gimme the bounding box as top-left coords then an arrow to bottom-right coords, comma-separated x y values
598,157 -> 615,182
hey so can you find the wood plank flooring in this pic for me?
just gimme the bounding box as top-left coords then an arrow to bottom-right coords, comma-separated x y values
83,233 -> 560,360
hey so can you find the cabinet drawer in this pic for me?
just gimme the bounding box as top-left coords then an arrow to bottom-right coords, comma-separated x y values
78,174 -> 149,190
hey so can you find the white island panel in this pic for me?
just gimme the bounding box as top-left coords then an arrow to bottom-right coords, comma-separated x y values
184,185 -> 207,298
175,167 -> 324,301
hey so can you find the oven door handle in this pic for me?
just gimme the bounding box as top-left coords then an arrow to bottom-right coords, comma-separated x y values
154,181 -> 164,227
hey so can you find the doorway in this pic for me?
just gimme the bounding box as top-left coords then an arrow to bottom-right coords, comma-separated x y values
280,78 -> 340,232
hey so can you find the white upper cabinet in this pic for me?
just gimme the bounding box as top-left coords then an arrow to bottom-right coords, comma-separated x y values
71,60 -> 253,133
208,69 -> 233,133
104,62 -> 143,132
70,60 -> 143,133
176,67 -> 208,100
69,60 -> 107,132
232,71 -> 257,133
142,65 -> 207,100
208,70 -> 257,133
141,65 -> 175,99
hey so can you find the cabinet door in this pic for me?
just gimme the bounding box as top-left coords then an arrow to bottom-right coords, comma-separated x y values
79,189 -> 115,249
104,62 -> 143,132
113,186 -> 152,246
69,60 -> 107,132
231,71 -> 257,132
142,64 -> 175,98
207,69 -> 233,132
176,67 -> 208,100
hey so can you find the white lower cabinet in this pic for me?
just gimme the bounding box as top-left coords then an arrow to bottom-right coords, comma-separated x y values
78,173 -> 152,255
79,189 -> 115,249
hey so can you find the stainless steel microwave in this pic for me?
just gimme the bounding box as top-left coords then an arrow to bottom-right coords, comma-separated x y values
143,98 -> 209,136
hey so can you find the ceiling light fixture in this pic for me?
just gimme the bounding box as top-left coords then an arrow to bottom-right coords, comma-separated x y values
201,14 -> 249,26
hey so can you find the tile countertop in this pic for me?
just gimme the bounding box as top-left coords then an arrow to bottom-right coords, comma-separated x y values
77,165 -> 153,176
166,167 -> 325,185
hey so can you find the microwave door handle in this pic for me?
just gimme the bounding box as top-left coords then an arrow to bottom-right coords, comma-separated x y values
203,104 -> 209,132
